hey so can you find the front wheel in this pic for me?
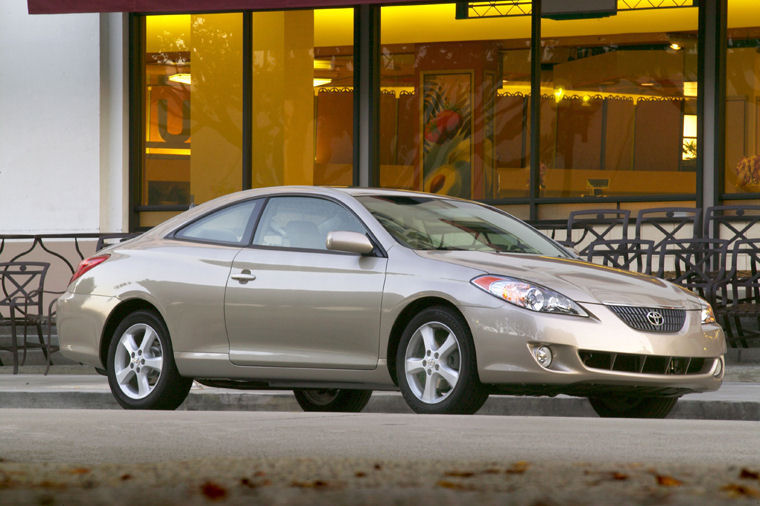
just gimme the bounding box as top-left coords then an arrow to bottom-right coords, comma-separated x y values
396,306 -> 488,414
106,310 -> 192,410
588,395 -> 679,418
293,389 -> 372,412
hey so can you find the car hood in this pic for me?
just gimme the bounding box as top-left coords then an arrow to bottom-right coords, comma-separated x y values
416,250 -> 702,310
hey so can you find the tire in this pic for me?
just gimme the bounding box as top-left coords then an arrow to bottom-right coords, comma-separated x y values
293,389 -> 372,412
106,310 -> 193,410
588,395 -> 679,418
396,306 -> 488,414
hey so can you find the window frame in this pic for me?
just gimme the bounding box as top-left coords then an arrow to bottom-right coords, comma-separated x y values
168,198 -> 263,247
248,193 -> 387,257
128,2 -> 728,230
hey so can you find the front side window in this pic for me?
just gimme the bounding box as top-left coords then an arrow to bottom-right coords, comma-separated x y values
253,196 -> 366,250
175,199 -> 260,244
357,195 -> 569,257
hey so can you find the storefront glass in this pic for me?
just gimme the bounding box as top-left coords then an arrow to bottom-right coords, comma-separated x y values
539,4 -> 699,201
251,8 -> 354,188
139,10 -> 352,227
379,3 -> 531,200
725,0 -> 760,194
141,13 -> 243,227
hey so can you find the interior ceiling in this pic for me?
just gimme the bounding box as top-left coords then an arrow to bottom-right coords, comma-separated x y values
144,1 -> 760,96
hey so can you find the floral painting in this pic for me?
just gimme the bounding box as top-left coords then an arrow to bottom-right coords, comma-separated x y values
421,72 -> 473,198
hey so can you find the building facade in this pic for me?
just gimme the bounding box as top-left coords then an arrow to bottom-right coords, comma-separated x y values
2,0 -> 758,233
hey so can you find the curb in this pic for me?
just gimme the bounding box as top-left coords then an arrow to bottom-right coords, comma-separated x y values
1,388 -> 758,420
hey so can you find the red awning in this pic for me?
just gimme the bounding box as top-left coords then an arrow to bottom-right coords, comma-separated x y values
28,0 -> 411,14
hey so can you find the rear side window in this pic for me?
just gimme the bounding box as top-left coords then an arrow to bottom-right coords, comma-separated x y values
253,196 -> 367,251
175,199 -> 260,244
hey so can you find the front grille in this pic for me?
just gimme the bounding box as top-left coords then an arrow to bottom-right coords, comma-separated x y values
579,350 -> 710,375
607,305 -> 686,333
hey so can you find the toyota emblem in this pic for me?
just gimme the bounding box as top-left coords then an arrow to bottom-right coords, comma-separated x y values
646,311 -> 664,327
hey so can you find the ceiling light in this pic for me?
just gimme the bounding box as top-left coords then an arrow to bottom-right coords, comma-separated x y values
670,42 -> 682,51
640,81 -> 655,87
554,87 -> 564,102
313,78 -> 332,87
313,59 -> 333,70
168,73 -> 191,85
684,81 -> 698,97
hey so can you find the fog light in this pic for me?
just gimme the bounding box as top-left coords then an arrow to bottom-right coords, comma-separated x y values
533,345 -> 553,368
713,358 -> 723,378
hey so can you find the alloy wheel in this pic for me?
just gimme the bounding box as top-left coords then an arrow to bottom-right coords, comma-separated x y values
404,321 -> 461,404
113,323 -> 164,400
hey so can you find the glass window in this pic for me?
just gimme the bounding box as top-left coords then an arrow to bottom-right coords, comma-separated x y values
175,199 -> 260,244
540,5 -> 699,198
357,195 -> 568,256
140,13 -> 244,228
379,4 -> 532,200
725,0 -> 760,194
253,196 -> 366,250
251,8 -> 354,188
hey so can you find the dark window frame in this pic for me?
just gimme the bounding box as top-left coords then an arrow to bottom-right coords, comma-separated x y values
128,2 -> 730,231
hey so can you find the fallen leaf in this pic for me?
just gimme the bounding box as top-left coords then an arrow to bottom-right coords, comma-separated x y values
374,464 -> 382,470
444,471 -> 475,478
70,468 -> 90,475
437,480 -> 477,491
201,481 -> 228,500
721,483 -> 760,498
38,481 -> 67,490
740,468 -> 760,480
291,480 -> 330,489
655,474 -> 683,487
611,472 -> 629,481
120,474 -> 132,481
506,462 -> 530,475
355,472 -> 367,478
240,477 -> 270,489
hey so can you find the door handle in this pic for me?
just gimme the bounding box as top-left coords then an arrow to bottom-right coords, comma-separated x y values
231,270 -> 256,283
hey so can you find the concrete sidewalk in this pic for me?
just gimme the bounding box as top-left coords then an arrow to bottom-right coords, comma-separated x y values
1,369 -> 759,420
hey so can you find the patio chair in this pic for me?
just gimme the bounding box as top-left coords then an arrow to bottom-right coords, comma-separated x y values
0,262 -> 55,374
585,238 -> 654,275
656,238 -> 730,310
720,238 -> 760,347
562,209 -> 630,256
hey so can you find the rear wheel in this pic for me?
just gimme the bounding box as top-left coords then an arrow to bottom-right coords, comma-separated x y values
293,389 -> 372,412
396,306 -> 488,414
106,310 -> 192,410
588,395 -> 678,418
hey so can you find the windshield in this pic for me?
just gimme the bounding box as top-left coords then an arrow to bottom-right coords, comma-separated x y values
357,195 -> 570,257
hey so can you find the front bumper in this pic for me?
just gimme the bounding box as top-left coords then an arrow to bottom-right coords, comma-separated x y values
465,302 -> 726,396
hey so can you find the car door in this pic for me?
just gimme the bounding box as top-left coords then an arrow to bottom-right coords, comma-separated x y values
225,195 -> 388,369
160,198 -> 262,357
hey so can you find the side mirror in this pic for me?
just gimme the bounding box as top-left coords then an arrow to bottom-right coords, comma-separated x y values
326,231 -> 375,255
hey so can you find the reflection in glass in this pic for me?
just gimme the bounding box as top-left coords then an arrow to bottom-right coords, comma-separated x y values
141,14 -> 243,227
380,4 -> 531,200
726,0 -> 760,194
251,8 -> 354,188
540,7 -> 699,198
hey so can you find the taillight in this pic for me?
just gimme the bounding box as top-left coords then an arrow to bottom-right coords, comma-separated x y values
69,255 -> 110,285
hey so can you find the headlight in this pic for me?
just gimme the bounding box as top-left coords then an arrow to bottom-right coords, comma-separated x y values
701,303 -> 716,325
472,275 -> 588,317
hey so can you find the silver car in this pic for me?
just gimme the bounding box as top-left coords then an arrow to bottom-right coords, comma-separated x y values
57,187 -> 725,417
